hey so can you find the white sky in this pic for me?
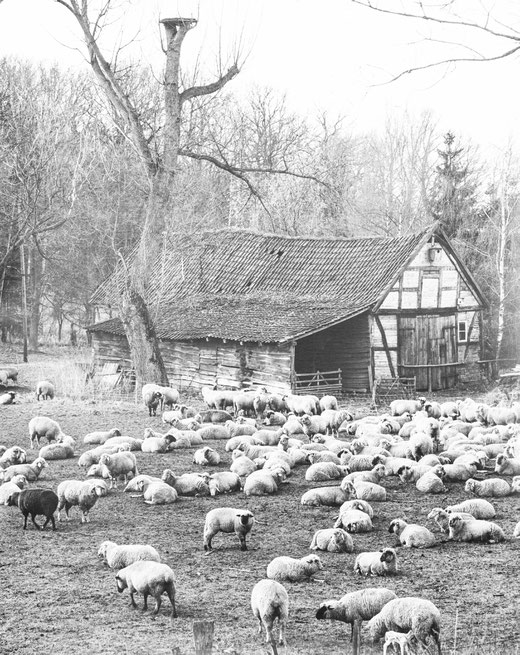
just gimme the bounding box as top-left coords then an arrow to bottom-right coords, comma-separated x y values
0,0 -> 519,155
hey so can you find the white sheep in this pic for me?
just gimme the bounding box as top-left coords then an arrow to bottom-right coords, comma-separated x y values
123,474 -> 163,492
427,507 -> 474,534
513,521 -> 520,538
416,466 -> 446,494
162,470 -> 210,496
57,479 -> 108,522
465,477 -> 511,497
334,508 -> 373,533
494,454 -> 520,476
388,518 -> 436,548
305,462 -> 349,482
319,395 -> 338,412
389,397 -> 426,416
445,499 -> 496,520
0,474 -> 27,505
38,443 -> 74,460
383,630 -> 416,655
98,540 -> 161,568
208,472 -> 241,496
243,469 -> 285,496
83,428 -> 121,445
354,548 -> 397,577
104,435 -> 142,451
266,554 -> 323,582
366,597 -> 441,654
448,515 -> 506,543
203,507 -> 255,552
1,457 -> 48,482
300,482 -> 356,507
35,380 -> 55,401
344,463 -> 386,484
115,560 -> 177,618
196,425 -> 229,441
28,416 -> 63,448
339,498 -> 374,518
251,579 -> 289,646
230,451 -> 258,477
352,480 -> 387,501
0,446 -> 27,468
136,479 -> 178,505
193,447 -> 221,467
310,528 -> 354,553
99,452 -> 138,488
513,476 -> 520,494
441,461 -> 478,482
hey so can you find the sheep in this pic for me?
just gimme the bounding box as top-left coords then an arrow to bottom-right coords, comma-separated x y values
103,435 -> 142,451
141,430 -> 175,454
306,450 -> 342,465
0,391 -> 15,405
339,498 -> 374,518
57,479 -> 108,522
334,508 -> 373,533
230,451 -> 258,477
38,443 -> 74,460
251,579 -> 289,647
513,475 -> 520,494
266,554 -> 323,582
243,469 -> 285,496
98,540 -> 161,569
99,452 -> 138,488
249,428 -> 283,446
167,417 -> 201,432
262,455 -> 292,478
142,386 -> 162,417
427,507 -> 474,534
301,482 -> 356,507
135,479 -> 178,505
389,397 -> 426,416
156,385 -> 180,410
415,466 -> 446,494
445,499 -> 496,520
196,425 -> 229,441
203,507 -> 255,552
237,442 -> 278,460
354,548 -> 397,577
263,410 -> 287,427
494,454 -> 520,476
163,470 -> 210,496
447,515 -> 505,543
208,472 -> 241,496
7,487 -> 59,531
115,561 -> 177,618
232,390 -> 259,417
282,393 -> 319,416
397,464 -> 433,483
465,477 -> 511,498
83,428 -> 121,445
226,422 -> 258,442
440,461 -> 477,482
201,386 -> 236,411
409,431 -> 434,460
0,474 -> 27,505
1,457 -> 47,482
383,630 -> 417,655
345,464 -> 386,484
377,455 -> 416,476
310,528 -> 354,553
352,480 -> 387,501
0,366 -> 18,384
193,447 -> 221,467
366,597 -> 441,654
28,416 -> 63,448
388,518 -> 436,548
483,406 -> 517,426
380,438 -> 414,460
457,398 -> 480,423
440,401 -> 459,418
0,446 -> 27,468
305,462 -> 349,482
77,445 -> 126,468
316,588 -> 398,639
35,380 -> 55,400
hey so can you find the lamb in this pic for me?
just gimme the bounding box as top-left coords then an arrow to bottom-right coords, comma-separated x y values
142,385 -> 162,417
57,479 -> 108,522
208,472 -> 241,496
251,579 -> 289,646
0,391 -> 15,405
494,454 -> 520,476
305,462 -> 349,482
389,397 -> 426,416
383,630 -> 417,655
388,518 -> 436,548
310,528 -> 354,553
316,588 -> 398,638
39,443 -> 74,460
352,480 -> 387,501
203,507 -> 255,552
416,466 -> 446,494
83,428 -> 121,445
0,446 -> 27,467
28,416 -> 63,448
465,477 -> 511,497
99,452 -> 138,488
115,561 -> 177,618
7,487 -> 59,531
98,540 -> 161,568
334,508 -> 373,533
35,380 -> 55,400
135,479 -> 178,505
230,451 -> 258,477
193,447 -> 221,467
445,499 -> 496,520
448,515 -> 505,543
162,470 -> 210,496
354,548 -> 397,577
266,554 -> 323,582
300,482 -> 356,507
0,474 -> 27,505
427,507 -> 474,534
243,469 -> 285,496
366,597 -> 441,654
1,456 -> 47,482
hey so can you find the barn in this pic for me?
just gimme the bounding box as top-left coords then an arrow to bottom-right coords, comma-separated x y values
88,224 -> 486,394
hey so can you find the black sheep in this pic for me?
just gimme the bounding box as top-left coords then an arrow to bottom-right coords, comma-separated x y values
8,488 -> 59,531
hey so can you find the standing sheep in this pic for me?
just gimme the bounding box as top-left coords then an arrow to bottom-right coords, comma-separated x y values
98,540 -> 161,568
354,548 -> 397,577
35,380 -> 55,401
115,561 -> 177,618
251,579 -> 289,646
310,528 -> 354,553
7,488 -> 59,531
57,479 -> 108,522
203,507 -> 255,552
266,554 -> 323,582
99,452 -> 138,488
28,417 -> 63,448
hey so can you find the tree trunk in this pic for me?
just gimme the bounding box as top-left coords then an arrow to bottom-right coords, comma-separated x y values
29,244 -> 44,351
495,182 -> 507,360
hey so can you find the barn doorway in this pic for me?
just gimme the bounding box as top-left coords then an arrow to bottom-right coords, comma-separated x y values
398,315 -> 457,390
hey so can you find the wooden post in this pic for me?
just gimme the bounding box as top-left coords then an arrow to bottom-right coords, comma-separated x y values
19,245 -> 28,363
193,620 -> 214,655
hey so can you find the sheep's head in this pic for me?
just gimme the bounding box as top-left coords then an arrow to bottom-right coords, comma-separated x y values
99,454 -> 111,466
316,600 -> 341,621
34,457 -> 48,470
464,479 -> 477,494
388,518 -> 406,535
397,465 -> 412,482
303,554 -> 323,572
161,469 -> 176,485
300,415 -> 312,427
380,548 -> 396,564
115,572 -> 127,593
11,474 -> 27,488
448,515 -> 463,529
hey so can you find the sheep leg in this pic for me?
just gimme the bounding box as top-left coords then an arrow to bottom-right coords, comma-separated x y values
237,533 -> 248,551
30,514 -> 41,530
168,589 -> 177,618
152,595 -> 161,616
22,511 -> 29,529
42,514 -> 56,531
129,592 -> 138,609
142,593 -> 149,611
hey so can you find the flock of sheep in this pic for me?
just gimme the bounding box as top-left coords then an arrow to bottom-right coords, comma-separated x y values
1,375 -> 520,653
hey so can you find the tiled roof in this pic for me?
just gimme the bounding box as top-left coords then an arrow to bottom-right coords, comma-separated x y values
89,228 -> 431,342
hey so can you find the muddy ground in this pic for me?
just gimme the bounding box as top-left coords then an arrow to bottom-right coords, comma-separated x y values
0,350 -> 519,655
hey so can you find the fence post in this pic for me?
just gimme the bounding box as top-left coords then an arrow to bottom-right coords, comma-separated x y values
193,620 -> 214,655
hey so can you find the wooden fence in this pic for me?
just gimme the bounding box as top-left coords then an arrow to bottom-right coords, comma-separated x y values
293,369 -> 342,395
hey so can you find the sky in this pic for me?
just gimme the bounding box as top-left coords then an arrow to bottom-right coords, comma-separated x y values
0,0 -> 519,156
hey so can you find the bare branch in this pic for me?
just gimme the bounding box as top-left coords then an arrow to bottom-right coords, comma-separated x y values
180,64 -> 240,105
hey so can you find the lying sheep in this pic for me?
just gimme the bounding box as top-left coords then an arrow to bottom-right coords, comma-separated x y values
123,474 -> 162,491
243,469 -> 285,496
35,380 -> 55,401
83,427 -> 121,445
354,548 -> 397,577
208,472 -> 241,496
104,435 -> 142,451
0,474 -> 27,505
78,445 -> 127,468
57,479 -> 108,522
98,540 -> 161,568
352,480 -> 387,501
115,561 -> 177,618
441,462 -> 477,482
334,508 -> 373,533
310,528 -> 354,553
39,443 -> 74,460
345,463 -> 386,484
0,446 -> 27,467
514,522 -> 520,538
316,588 -> 397,638
339,498 -> 374,518
366,597 -> 441,654
141,430 -> 175,454
193,447 -> 221,467
163,470 -> 210,496
203,507 -> 255,552
1,456 -> 47,482
196,425 -> 229,441
416,466 -> 446,494
494,454 -> 520,476
263,410 -> 288,427
305,462 -> 349,482
445,499 -> 496,520
99,452 -> 138,488
251,579 -> 289,646
7,487 -> 59,531
427,507 -> 474,534
388,518 -> 436,548
448,515 -> 505,543
230,451 -> 258,477
300,482 -> 356,507
465,477 -> 511,498
0,391 -> 15,405
135,479 -> 178,505
267,554 -> 323,582
226,422 -> 258,442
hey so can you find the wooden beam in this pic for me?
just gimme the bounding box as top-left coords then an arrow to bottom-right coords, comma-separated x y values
374,315 -> 396,378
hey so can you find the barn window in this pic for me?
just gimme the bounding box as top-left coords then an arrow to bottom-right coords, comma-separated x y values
458,320 -> 468,343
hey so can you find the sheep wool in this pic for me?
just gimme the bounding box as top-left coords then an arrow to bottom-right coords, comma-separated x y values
301,484 -> 356,507
57,479 -> 107,522
316,588 -> 397,633
7,487 -> 59,531
98,541 -> 161,569
448,515 -> 505,543
310,528 -> 354,553
115,561 -> 177,617
465,478 -> 511,498
266,554 -> 323,582
251,579 -> 289,646
445,498 -> 496,520
389,519 -> 436,548
203,507 -> 255,552
354,548 -> 397,577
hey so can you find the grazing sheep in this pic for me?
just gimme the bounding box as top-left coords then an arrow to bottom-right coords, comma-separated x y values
316,588 -> 397,638
448,515 -> 505,543
0,446 -> 27,468
83,428 -> 121,445
366,597 -> 441,654
39,443 -> 74,460
494,454 -> 520,476
7,487 -> 59,531
57,479 -> 108,522
427,507 -> 474,534
163,470 -> 210,497
334,508 -> 373,533
135,479 -> 178,505
465,477 -> 511,498
416,466 -> 446,494
28,416 -> 63,448
243,469 -> 285,496
35,380 -> 55,401
251,579 -> 289,646
445,499 -> 496,520
208,472 -> 241,496
354,548 -> 397,577
300,482 -> 356,507
0,391 -> 15,405
389,397 -> 426,416
310,528 -> 354,553
305,462 -> 349,482
0,474 -> 27,505
98,540 -> 161,568
203,507 -> 255,552
99,452 -> 138,488
193,447 -> 221,467
352,480 -> 387,501
115,561 -> 177,618
0,366 -> 18,384
267,554 -> 323,582
1,456 -> 47,482
389,518 -> 436,548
